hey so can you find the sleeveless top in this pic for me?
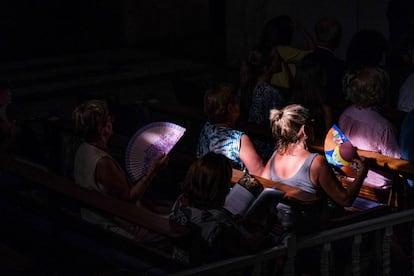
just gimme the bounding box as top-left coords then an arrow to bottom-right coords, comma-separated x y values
74,142 -> 165,242
74,142 -> 113,226
74,142 -> 111,193
269,152 -> 320,194
196,121 -> 246,171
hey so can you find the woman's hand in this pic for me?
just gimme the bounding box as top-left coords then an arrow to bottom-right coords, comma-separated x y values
154,152 -> 169,171
353,156 -> 369,180
148,152 -> 169,177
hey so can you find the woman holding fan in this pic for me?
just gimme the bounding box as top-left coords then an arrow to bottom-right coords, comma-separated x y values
72,99 -> 169,241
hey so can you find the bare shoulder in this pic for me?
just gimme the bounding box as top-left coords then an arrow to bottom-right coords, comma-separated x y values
240,133 -> 257,150
312,153 -> 327,164
311,154 -> 331,172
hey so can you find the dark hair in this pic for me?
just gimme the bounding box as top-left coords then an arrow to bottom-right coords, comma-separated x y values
314,17 -> 342,48
72,99 -> 110,142
290,53 -> 327,138
258,15 -> 294,52
204,83 -> 238,123
182,152 -> 232,209
245,49 -> 274,82
346,29 -> 388,68
291,52 -> 327,104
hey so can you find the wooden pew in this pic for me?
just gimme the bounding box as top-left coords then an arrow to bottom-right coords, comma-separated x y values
0,155 -> 190,239
309,143 -> 414,179
231,168 -> 319,205
146,101 -> 408,207
42,111 -> 395,231
0,154 -> 194,274
309,143 -> 414,208
147,100 -> 414,176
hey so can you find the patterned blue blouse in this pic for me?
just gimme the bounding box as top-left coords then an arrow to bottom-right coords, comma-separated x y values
196,121 -> 246,171
248,82 -> 285,127
247,82 -> 284,160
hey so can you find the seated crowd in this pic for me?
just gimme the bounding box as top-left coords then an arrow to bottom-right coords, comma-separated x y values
1,12 -> 414,274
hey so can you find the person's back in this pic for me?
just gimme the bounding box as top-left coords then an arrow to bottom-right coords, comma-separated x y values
339,67 -> 400,188
197,83 -> 265,176
269,151 -> 320,195
170,152 -> 275,263
247,49 -> 285,127
245,49 -> 285,159
262,104 -> 368,224
290,52 -> 333,142
313,17 -> 347,120
343,29 -> 389,103
73,141 -> 117,227
197,121 -> 245,169
397,72 -> 414,112
257,15 -> 314,93
72,99 -> 169,242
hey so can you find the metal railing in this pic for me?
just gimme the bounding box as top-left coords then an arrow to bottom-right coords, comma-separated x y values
174,208 -> 414,275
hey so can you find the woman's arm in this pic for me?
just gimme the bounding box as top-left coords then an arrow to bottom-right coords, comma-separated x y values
311,154 -> 368,207
95,156 -> 133,201
131,153 -> 169,200
96,153 -> 169,201
240,134 -> 265,176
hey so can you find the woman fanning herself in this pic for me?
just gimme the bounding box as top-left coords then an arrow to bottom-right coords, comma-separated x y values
73,99 -> 169,241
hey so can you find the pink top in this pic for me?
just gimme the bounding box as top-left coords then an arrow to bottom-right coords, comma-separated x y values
339,105 -> 400,188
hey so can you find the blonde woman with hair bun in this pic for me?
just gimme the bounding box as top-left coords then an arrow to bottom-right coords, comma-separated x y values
262,104 -> 368,222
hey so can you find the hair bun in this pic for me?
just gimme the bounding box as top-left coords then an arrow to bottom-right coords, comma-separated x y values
270,109 -> 283,121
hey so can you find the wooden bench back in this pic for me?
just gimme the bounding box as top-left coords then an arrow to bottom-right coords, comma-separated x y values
0,154 -> 190,239
309,144 -> 414,179
146,101 -> 414,207
149,101 -> 414,179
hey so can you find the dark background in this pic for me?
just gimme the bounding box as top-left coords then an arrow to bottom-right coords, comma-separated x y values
0,0 -> 226,63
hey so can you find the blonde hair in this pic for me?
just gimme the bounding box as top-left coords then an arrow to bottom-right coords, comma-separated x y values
72,99 -> 110,142
269,104 -> 310,154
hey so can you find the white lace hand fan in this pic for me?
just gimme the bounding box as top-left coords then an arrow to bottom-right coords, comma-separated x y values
125,121 -> 186,182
